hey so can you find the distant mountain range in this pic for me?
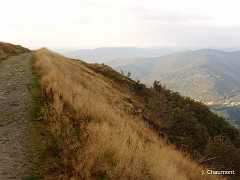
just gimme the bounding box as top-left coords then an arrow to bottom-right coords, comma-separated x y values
61,47 -> 180,63
59,46 -> 239,63
107,49 -> 240,104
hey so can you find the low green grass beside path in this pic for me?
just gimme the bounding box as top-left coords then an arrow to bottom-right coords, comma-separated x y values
22,53 -> 46,179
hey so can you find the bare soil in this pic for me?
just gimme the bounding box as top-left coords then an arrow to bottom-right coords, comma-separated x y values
0,52 -> 41,179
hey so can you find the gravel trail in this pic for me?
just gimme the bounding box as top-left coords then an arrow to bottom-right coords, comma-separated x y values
0,52 -> 38,179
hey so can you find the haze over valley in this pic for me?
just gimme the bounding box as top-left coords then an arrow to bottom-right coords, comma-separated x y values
61,47 -> 178,63
59,46 -> 239,63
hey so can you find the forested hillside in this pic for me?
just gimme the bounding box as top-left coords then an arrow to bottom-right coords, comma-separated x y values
107,49 -> 240,104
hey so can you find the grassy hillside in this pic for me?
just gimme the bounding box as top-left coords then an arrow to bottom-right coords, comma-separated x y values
0,41 -> 30,61
33,48 -> 233,179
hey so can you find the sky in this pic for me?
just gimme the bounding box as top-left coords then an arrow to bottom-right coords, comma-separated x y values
0,0 -> 240,49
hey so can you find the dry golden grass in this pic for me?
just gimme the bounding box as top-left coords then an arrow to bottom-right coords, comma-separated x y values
0,41 -> 30,60
35,48 -> 224,180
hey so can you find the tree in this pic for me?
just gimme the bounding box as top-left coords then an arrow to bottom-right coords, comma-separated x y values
165,107 -> 209,154
120,69 -> 124,76
204,135 -> 240,176
127,71 -> 131,78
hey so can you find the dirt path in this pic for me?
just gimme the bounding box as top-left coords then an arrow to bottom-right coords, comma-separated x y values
0,52 -> 39,179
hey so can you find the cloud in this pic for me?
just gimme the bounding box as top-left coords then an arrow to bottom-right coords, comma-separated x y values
1,0 -> 239,48
2,21 -> 27,27
125,4 -> 150,12
136,11 -> 212,23
119,17 -> 240,47
71,17 -> 92,25
71,0 -> 121,10
125,4 -> 212,23
202,25 -> 240,33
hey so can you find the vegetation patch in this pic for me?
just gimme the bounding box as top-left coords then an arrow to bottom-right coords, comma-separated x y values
22,175 -> 44,180
0,41 -> 30,61
23,54 -> 50,179
210,105 -> 240,128
212,110 -> 231,120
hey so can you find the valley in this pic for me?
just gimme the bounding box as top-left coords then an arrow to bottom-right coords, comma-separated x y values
106,49 -> 240,128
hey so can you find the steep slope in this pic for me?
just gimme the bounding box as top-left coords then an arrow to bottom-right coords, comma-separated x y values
34,48 -> 233,179
107,49 -> 240,104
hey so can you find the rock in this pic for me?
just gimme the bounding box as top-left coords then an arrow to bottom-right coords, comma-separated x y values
37,117 -> 44,121
0,96 -> 7,100
132,100 -> 139,111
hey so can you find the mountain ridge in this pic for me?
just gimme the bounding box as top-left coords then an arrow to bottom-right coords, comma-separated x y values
61,47 -> 179,63
107,49 -> 240,104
